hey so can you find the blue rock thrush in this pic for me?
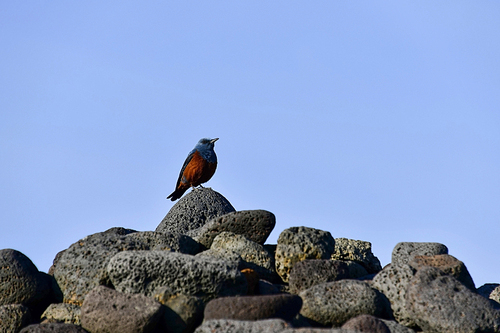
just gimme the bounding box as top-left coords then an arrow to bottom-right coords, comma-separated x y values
167,138 -> 219,201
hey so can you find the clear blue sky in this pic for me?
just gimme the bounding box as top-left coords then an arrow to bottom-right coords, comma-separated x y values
1,2 -> 499,287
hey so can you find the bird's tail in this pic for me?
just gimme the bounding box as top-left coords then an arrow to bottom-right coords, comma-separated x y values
167,188 -> 188,201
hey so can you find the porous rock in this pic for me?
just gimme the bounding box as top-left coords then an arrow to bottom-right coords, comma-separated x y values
478,283 -> 500,303
408,254 -> 475,290
331,238 -> 382,274
41,303 -> 81,325
190,210 -> 275,248
380,319 -> 417,333
107,250 -> 247,302
275,227 -> 335,283
341,314 -> 390,333
20,323 -> 88,333
391,242 -> 448,267
405,266 -> 500,332
299,279 -> 391,327
0,249 -> 51,308
0,304 -> 31,333
344,260 -> 369,279
127,231 -> 201,254
204,294 -> 302,322
210,232 -> 278,282
156,188 -> 235,235
80,285 -> 162,333
288,259 -> 350,294
194,319 -> 290,333
155,293 -> 204,333
371,263 -> 417,327
51,230 -> 150,305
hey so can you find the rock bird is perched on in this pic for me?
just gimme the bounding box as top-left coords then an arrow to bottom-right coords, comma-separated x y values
167,138 -> 219,201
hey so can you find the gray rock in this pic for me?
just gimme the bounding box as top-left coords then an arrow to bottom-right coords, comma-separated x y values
190,210 -> 275,248
478,283 -> 500,303
41,303 -> 81,325
408,254 -> 475,290
406,266 -> 500,332
331,238 -> 382,274
0,304 -> 31,333
204,294 -> 302,322
0,249 -> 50,308
391,242 -> 448,267
380,320 -> 417,333
155,293 -> 204,333
210,232 -> 278,282
257,280 -> 282,295
51,230 -> 151,305
194,319 -> 290,333
275,227 -> 335,283
127,231 -> 200,254
20,323 -> 88,333
343,260 -> 369,279
299,279 -> 391,327
196,248 -> 245,266
156,188 -> 235,235
81,285 -> 162,333
107,251 -> 247,302
341,314 -> 390,333
288,260 -> 350,294
371,263 -> 417,327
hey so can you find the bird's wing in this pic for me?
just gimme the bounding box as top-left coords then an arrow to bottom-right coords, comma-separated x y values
174,149 -> 195,189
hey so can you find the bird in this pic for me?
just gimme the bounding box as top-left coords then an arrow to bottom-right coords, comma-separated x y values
167,137 -> 219,201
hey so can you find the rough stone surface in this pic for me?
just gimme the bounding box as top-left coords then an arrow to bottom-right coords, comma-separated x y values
344,260 -> 369,279
275,227 -> 335,283
194,319 -> 290,333
107,251 -> 247,302
408,254 -> 476,290
331,238 -> 382,274
0,304 -> 31,333
391,242 -> 448,267
0,249 -> 51,308
341,314 -> 390,333
288,260 -> 350,294
127,231 -> 201,254
210,232 -> 278,282
155,293 -> 204,333
204,294 -> 302,322
380,320 -> 417,333
371,263 -> 417,327
156,188 -> 235,235
299,279 -> 392,327
190,210 -> 275,248
257,280 -> 282,295
406,266 -> 500,333
41,303 -> 81,325
81,285 -> 162,333
478,283 -> 500,303
50,229 -> 151,305
20,323 -> 89,333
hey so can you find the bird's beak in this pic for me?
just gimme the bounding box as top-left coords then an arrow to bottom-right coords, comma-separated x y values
210,138 -> 219,144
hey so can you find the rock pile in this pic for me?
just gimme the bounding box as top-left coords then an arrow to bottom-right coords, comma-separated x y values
1,188 -> 500,333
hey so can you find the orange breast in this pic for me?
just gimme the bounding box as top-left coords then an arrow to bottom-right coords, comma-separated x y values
181,150 -> 217,187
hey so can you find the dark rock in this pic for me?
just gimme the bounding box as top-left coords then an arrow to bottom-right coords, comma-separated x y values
371,263 -> 417,327
344,260 -> 370,279
80,285 -> 162,333
51,230 -> 151,305
241,268 -> 259,295
332,238 -> 382,274
190,210 -> 275,248
155,294 -> 204,333
0,249 -> 51,309
380,319 -> 417,333
204,294 -> 302,322
408,254 -> 475,290
210,232 -> 278,282
391,242 -> 448,267
341,314 -> 390,333
156,188 -> 235,235
275,227 -> 335,283
478,283 -> 500,304
299,280 -> 392,327
20,323 -> 88,333
288,259 -> 350,294
127,231 -> 200,254
103,227 -> 137,236
193,319 -> 290,333
107,251 -> 247,302
406,266 -> 500,332
257,280 -> 282,295
41,303 -> 81,325
0,304 -> 31,333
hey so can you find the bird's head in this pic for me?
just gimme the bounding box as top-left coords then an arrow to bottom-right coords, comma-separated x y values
196,137 -> 219,150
